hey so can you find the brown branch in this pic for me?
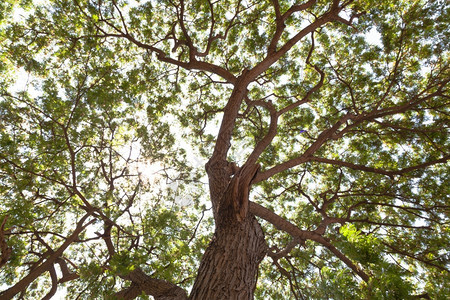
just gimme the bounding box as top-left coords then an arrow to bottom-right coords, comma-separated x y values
243,99 -> 278,167
319,239 -> 370,282
249,201 -> 370,282
177,0 -> 196,60
122,33 -> 236,83
198,0 -> 242,57
267,0 -> 284,54
103,223 -> 115,258
56,258 -> 79,284
253,154 -> 311,184
382,242 -> 449,272
74,1 -> 236,83
278,65 -> 324,115
41,264 -> 57,300
111,0 -> 129,35
283,0 -> 318,22
254,77 -> 448,184
334,82 -> 449,140
310,155 -> 450,178
253,113 -> 355,183
268,238 -> 302,260
115,268 -> 187,300
196,0 -> 216,57
247,2 -> 341,82
0,154 -> 68,188
249,202 -> 320,242
0,213 -> 94,299
209,73 -> 249,163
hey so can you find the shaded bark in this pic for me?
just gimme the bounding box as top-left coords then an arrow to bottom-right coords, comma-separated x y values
189,214 -> 266,300
0,216 -> 12,269
115,268 -> 188,300
189,160 -> 267,299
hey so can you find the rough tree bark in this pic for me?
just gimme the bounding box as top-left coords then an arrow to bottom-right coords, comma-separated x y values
188,159 -> 267,299
189,213 -> 266,299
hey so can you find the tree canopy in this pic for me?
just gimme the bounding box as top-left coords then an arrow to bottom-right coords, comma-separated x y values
0,0 -> 449,299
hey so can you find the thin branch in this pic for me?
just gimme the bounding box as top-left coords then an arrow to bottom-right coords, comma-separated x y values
243,99 -> 278,167
248,1 -> 341,82
334,81 -> 449,140
278,66 -> 324,115
112,0 -> 129,35
254,113 -> 355,183
309,155 -> 450,178
74,1 -> 236,83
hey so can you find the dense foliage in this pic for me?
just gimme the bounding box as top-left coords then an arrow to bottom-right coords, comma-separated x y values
1,0 -> 448,299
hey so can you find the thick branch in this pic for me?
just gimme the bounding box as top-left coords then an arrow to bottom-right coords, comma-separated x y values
0,216 -> 11,269
56,258 -> 79,284
244,99 -> 278,167
41,265 -> 58,300
209,73 -> 249,163
268,0 -> 318,53
115,268 -> 187,300
124,33 -> 236,83
249,202 -> 319,241
283,0 -> 318,21
0,213 -> 94,299
249,201 -> 370,281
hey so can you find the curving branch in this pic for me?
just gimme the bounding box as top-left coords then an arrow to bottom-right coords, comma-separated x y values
0,213 -> 95,299
278,67 -> 324,115
56,258 -> 79,284
268,238 -> 302,260
41,264 -> 58,300
115,268 -> 187,300
118,33 -> 236,84
243,99 -> 279,168
248,1 -> 343,82
75,1 -> 236,84
177,0 -> 196,60
253,113 -> 355,183
249,201 -> 370,282
268,0 -> 318,54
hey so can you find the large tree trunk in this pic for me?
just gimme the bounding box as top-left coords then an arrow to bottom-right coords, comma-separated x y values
189,160 -> 267,299
189,215 -> 266,299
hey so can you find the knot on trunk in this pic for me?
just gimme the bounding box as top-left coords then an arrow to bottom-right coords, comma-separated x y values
219,163 -> 260,224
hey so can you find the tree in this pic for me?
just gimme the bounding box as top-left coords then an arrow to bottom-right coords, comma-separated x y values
0,0 -> 448,298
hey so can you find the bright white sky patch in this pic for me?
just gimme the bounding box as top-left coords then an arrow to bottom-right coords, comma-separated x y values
364,27 -> 382,47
